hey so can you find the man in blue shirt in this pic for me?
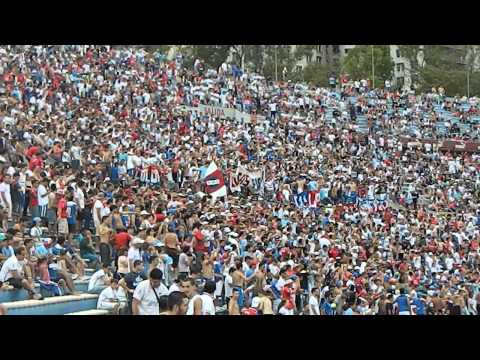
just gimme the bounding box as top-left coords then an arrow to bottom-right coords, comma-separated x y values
110,162 -> 120,184
411,292 -> 426,315
394,288 -> 411,315
66,195 -> 78,236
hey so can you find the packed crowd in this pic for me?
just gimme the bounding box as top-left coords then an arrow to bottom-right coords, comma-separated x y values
0,45 -> 480,315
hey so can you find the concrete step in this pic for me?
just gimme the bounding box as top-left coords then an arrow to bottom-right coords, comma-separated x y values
74,279 -> 89,293
85,268 -> 96,276
65,309 -> 109,315
0,274 -> 92,303
0,284 -> 40,303
3,294 -> 98,315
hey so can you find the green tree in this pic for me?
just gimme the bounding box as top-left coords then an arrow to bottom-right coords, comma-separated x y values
398,45 -> 480,96
230,45 -> 266,73
341,45 -> 393,87
185,45 -> 231,70
262,45 -> 299,81
302,63 -> 339,87
142,45 -> 171,54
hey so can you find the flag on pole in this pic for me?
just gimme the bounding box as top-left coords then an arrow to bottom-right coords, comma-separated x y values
202,161 -> 227,198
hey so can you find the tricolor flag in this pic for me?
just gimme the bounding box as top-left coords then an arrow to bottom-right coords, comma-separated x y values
202,161 -> 227,198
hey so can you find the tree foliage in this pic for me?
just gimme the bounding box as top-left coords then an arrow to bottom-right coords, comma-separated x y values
186,45 -> 232,70
302,63 -> 339,87
341,45 -> 394,87
398,45 -> 480,96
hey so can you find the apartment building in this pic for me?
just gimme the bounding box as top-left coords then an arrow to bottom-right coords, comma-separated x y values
293,45 -> 412,90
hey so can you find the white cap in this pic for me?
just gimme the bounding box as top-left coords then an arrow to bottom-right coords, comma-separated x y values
131,238 -> 145,245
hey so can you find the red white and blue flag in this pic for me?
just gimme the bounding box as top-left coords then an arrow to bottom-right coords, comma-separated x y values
202,161 -> 227,198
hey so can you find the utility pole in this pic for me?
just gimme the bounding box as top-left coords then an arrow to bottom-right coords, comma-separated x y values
275,45 -> 278,82
371,45 -> 375,88
467,66 -> 470,99
466,46 -> 471,99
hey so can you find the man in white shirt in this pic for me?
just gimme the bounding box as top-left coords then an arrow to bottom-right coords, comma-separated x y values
97,278 -> 128,314
186,280 -> 216,315
309,287 -> 321,315
128,238 -> 144,271
269,102 -> 277,119
0,247 -> 42,299
132,269 -> 169,315
224,267 -> 234,305
74,183 -> 85,210
37,177 -> 49,220
88,264 -> 112,294
0,174 -> 12,219
92,192 -> 105,233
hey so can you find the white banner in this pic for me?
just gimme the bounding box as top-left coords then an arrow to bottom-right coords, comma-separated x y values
179,104 -> 265,124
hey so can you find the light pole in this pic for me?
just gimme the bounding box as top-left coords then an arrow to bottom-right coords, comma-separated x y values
466,46 -> 471,99
467,66 -> 470,99
275,45 -> 278,82
371,45 -> 375,88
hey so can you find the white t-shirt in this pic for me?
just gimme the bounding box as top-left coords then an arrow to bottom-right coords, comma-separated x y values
97,286 -> 127,309
168,283 -> 181,294
178,252 -> 190,273
127,247 -> 142,263
37,184 -> 48,206
278,306 -> 295,315
0,181 -> 11,207
0,255 -> 23,282
75,188 -> 85,209
88,269 -> 108,291
224,274 -> 233,298
133,279 -> 169,315
93,199 -> 104,225
309,295 -> 320,315
186,294 -> 216,315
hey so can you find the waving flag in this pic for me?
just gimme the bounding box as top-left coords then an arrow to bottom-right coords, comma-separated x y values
202,161 -> 227,198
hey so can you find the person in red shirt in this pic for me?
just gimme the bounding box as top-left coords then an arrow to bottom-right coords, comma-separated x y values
154,207 -> 166,223
28,155 -> 44,171
328,246 -> 340,259
29,179 -> 40,219
57,191 -> 68,236
114,229 -> 133,251
192,226 -> 207,256
281,279 -> 296,311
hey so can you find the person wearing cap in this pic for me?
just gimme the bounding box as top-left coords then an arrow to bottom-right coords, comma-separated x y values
128,237 -> 145,273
